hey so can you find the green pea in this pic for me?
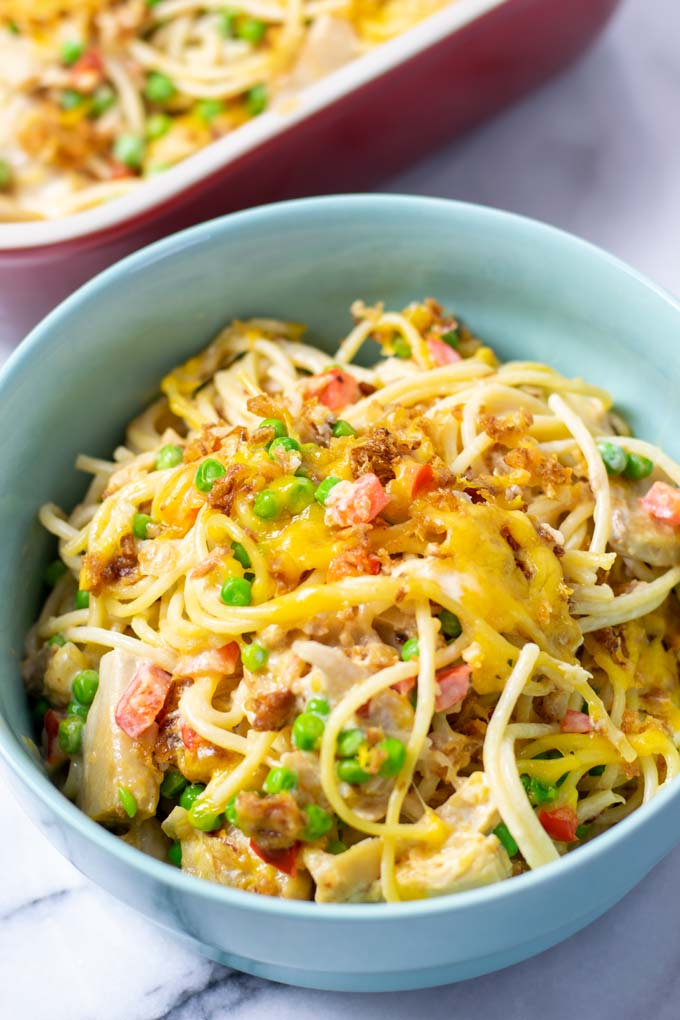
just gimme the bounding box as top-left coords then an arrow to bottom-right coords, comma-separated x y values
220,576 -> 252,606
624,452 -> 654,480
91,85 -> 116,117
196,99 -> 224,122
268,436 -> 300,461
242,642 -> 268,671
401,637 -> 419,662
253,489 -> 281,519
597,440 -> 627,476
45,560 -> 67,586
32,696 -> 50,725
60,39 -> 84,66
314,476 -> 341,505
440,328 -> 460,349
336,728 -> 365,759
246,83 -> 268,117
336,758 -> 371,785
231,541 -> 252,569
292,712 -> 325,751
72,669 -> 99,706
332,420 -> 357,438
188,800 -> 222,831
167,840 -> 182,867
60,89 -> 83,111
118,786 -> 137,818
438,609 -> 462,641
263,766 -> 298,794
155,444 -> 183,470
146,162 -> 171,176
392,336 -> 411,359
160,770 -> 188,798
224,794 -> 239,826
145,112 -> 172,140
144,71 -> 176,103
280,476 -> 315,514
377,737 -> 406,778
68,700 -> 88,720
195,458 -> 226,492
132,512 -> 152,540
526,776 -> 557,806
219,7 -> 238,35
47,633 -> 66,648
237,17 -> 266,44
327,839 -> 347,855
75,590 -> 90,610
58,716 -> 84,755
179,782 -> 205,811
307,697 -> 330,717
113,133 -> 145,170
302,804 -> 333,841
0,159 -> 12,190
67,697 -> 87,722
493,822 -> 518,857
258,418 -> 287,438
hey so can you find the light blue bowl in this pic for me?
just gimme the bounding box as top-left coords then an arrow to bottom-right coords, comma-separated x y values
2,195 -> 680,992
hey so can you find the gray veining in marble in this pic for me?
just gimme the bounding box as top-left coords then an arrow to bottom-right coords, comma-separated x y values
2,0 -> 679,1016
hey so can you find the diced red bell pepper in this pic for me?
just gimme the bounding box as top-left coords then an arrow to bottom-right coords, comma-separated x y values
249,839 -> 300,877
115,663 -> 172,739
435,664 -> 471,711
392,676 -> 416,698
325,473 -> 390,528
307,369 -> 360,412
402,462 -> 435,498
70,49 -> 104,91
327,547 -> 381,582
44,708 -> 66,766
180,722 -> 203,751
561,710 -> 592,734
427,337 -> 462,366
640,481 -> 680,526
176,642 -> 240,680
538,805 -> 579,842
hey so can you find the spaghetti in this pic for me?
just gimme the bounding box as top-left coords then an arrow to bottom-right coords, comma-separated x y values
23,297 -> 680,902
0,0 -> 457,220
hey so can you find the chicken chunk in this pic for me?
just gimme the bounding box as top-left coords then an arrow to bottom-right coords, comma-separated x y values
303,839 -> 382,903
609,476 -> 680,567
121,818 -> 169,861
43,641 -> 89,707
178,817 -> 311,899
79,649 -> 161,824
395,772 -> 511,899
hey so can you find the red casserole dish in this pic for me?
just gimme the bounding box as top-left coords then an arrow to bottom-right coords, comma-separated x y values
0,0 -> 621,344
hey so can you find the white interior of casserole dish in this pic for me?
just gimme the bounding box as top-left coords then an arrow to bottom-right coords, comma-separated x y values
0,0 -> 506,251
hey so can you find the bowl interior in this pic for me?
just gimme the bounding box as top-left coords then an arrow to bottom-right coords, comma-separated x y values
1,193 -> 679,851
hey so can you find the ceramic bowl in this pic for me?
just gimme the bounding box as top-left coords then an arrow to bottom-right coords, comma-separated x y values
1,194 -> 679,991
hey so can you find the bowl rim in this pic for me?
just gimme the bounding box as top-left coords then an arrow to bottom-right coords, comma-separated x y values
2,192 -> 680,921
0,0 -> 507,252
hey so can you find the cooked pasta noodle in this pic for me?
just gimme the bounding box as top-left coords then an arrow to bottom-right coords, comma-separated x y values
23,297 -> 680,903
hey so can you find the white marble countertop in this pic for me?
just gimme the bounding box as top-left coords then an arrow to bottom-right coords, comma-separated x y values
3,0 -> 680,1016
